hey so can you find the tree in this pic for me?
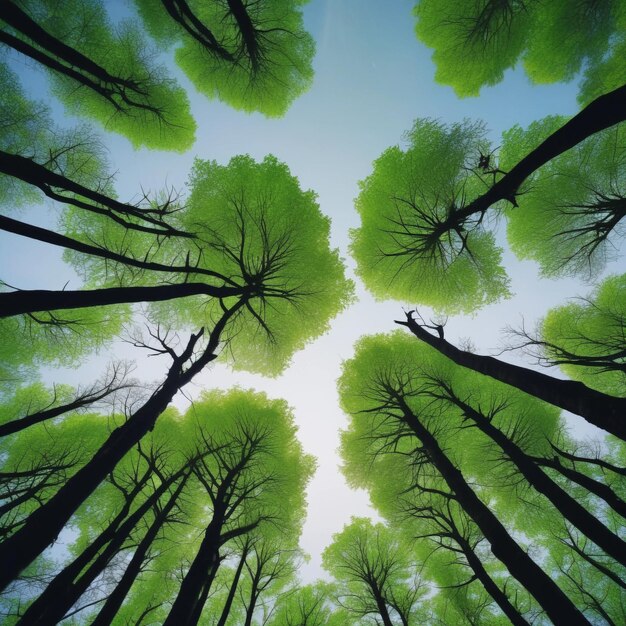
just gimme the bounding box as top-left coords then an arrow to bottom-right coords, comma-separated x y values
322,517 -> 428,626
0,0 -> 196,150
15,441 -> 191,626
0,364 -> 134,438
397,310 -> 626,440
339,332 -> 593,625
351,84 -> 626,312
133,0 -> 315,117
499,120 -> 626,279
4,154 -> 353,373
413,0 -> 626,102
160,389 -> 313,625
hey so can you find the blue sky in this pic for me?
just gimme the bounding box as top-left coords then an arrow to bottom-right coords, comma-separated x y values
2,0 -> 621,583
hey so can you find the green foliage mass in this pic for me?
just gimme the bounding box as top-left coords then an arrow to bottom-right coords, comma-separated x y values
268,582 -> 351,626
181,155 -> 353,374
351,119 -> 510,313
134,0 -> 315,117
67,154 -> 354,376
541,274 -> 626,397
0,307 -> 129,401
18,0 -> 196,150
0,63 -> 111,211
414,0 -> 625,100
499,118 -> 626,278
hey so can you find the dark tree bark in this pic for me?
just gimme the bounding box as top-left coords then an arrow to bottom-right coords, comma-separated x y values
389,392 -> 591,625
441,83 -> 626,230
17,469 -> 187,626
0,282 -> 247,318
163,512 -> 224,626
160,0 -> 234,61
216,542 -> 250,626
90,477 -> 188,626
532,455 -> 626,519
0,150 -> 192,237
0,215 -> 236,287
442,394 -> 626,566
456,534 -> 530,626
225,0 -> 261,71
163,464 -> 260,626
0,369 -> 131,438
0,300 -> 244,590
0,2 -> 167,119
0,2 -> 134,87
370,582 -> 394,626
397,312 -> 626,440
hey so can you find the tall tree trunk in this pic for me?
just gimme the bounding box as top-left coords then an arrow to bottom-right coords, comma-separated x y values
370,582 -> 394,626
456,535 -> 530,626
90,477 -> 188,626
243,575 -> 260,626
0,282 -> 245,318
533,455 -> 626,519
216,543 -> 250,626
225,0 -> 260,71
443,83 -> 626,226
0,301 -> 243,590
457,400 -> 626,566
163,515 -> 224,626
17,471 -> 186,626
160,0 -> 234,60
0,214 -> 233,287
394,395 -> 591,626
0,2 -> 134,87
397,313 -> 626,440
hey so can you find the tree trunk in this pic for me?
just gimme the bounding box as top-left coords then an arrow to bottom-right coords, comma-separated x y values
17,471 -> 186,626
0,282 -> 244,318
395,396 -> 591,626
457,536 -> 530,626
533,456 -> 626,519
0,150 -> 191,237
0,303 -> 242,590
459,401 -> 626,566
90,477 -> 188,626
370,582 -> 394,626
160,0 -> 234,61
0,214 -> 231,287
444,83 -> 626,226
163,515 -> 224,626
398,313 -> 626,440
216,544 -> 250,626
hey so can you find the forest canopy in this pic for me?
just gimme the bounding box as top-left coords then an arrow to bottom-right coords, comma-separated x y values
1,1 -> 625,625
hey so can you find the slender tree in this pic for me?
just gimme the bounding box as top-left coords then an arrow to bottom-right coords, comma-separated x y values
323,518 -> 428,626
163,390 -> 313,626
397,311 -> 626,440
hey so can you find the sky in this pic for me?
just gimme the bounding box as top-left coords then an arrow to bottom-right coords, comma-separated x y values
2,0 -> 623,583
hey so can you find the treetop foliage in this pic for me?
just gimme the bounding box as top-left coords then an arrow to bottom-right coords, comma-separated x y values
500,119 -> 626,279
414,0 -> 626,101
133,0 -> 315,117
540,274 -> 626,398
4,0 -> 197,150
65,153 -> 354,376
350,118 -> 510,313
